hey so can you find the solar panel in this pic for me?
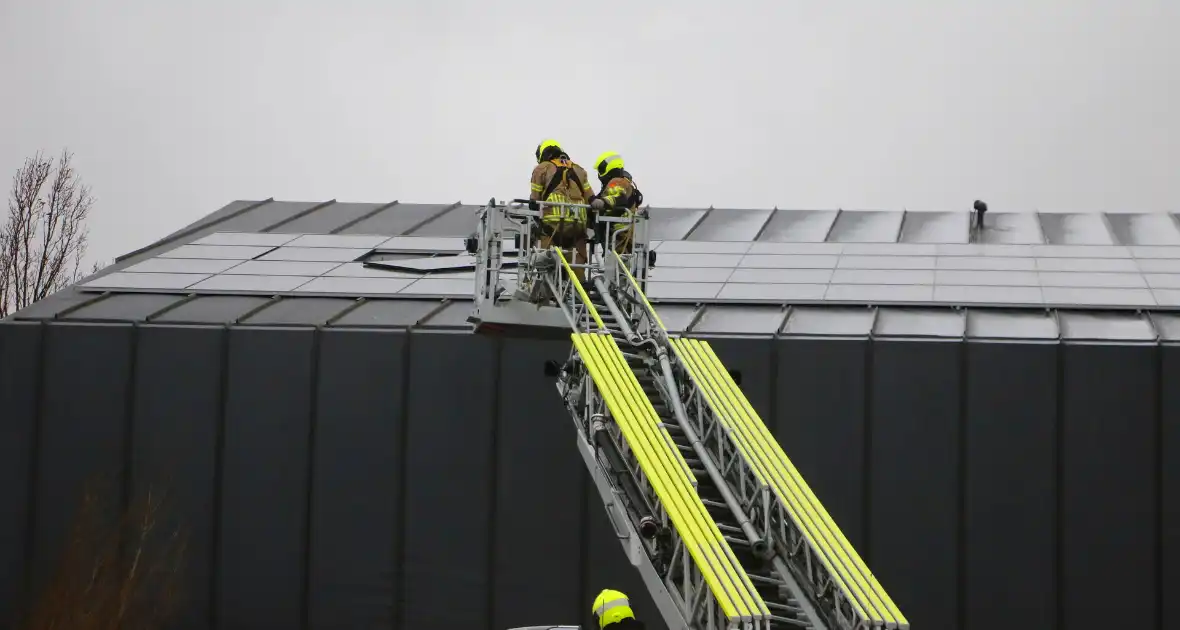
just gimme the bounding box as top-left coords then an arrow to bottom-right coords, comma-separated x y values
1137,259 -> 1180,273
1145,274 -> 1180,290
1039,271 -> 1146,289
398,278 -> 472,296
935,256 -> 1036,271
933,285 -> 1044,305
644,282 -> 723,300
755,210 -> 838,243
1155,289 -> 1180,306
830,269 -> 935,285
692,305 -> 786,334
82,272 -> 209,290
124,258 -> 241,274
934,270 -> 1040,286
294,276 -> 415,295
191,274 -> 314,292
746,242 -> 844,255
285,234 -> 390,249
1042,286 -> 1155,307
326,263 -> 420,278
841,242 -> 939,256
1034,257 -> 1138,272
647,267 -> 734,283
160,244 -> 275,260
738,254 -> 838,269
836,255 -> 936,270
826,211 -> 903,243
716,283 -> 827,301
192,232 -> 301,247
1131,245 -> 1180,259
727,268 -> 833,284
1057,311 -> 1156,340
224,261 -> 342,276
365,254 -> 489,273
257,247 -> 370,262
824,284 -> 935,303
688,208 -> 773,242
655,253 -> 744,268
655,240 -> 752,254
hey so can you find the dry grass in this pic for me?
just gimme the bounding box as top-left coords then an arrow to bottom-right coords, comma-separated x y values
20,482 -> 189,630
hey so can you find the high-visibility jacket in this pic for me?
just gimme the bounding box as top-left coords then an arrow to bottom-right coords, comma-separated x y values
597,170 -> 643,231
529,157 -> 593,224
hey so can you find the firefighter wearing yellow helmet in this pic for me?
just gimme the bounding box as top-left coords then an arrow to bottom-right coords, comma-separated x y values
529,139 -> 594,279
591,588 -> 645,628
589,151 -> 644,255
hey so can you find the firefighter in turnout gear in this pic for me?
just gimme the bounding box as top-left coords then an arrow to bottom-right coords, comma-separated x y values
589,151 -> 644,255
591,589 -> 645,629
530,139 -> 594,280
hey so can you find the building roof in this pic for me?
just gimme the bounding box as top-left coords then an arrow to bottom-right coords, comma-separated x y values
6,198 -> 1180,341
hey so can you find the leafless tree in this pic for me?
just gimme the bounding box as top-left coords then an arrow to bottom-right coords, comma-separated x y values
1,149 -> 95,317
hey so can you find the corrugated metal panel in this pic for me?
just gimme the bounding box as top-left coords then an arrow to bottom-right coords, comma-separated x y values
780,306 -> 875,336
0,323 -> 41,626
1058,311 -> 1157,341
826,211 -> 904,243
647,207 -> 708,241
493,338 -> 585,629
899,212 -> 970,244
1039,213 -> 1116,245
416,300 -> 472,328
131,326 -> 222,624
219,328 -> 314,629
690,305 -> 786,335
309,329 -> 405,628
966,309 -> 1059,340
1154,313 -> 1180,341
964,341 -> 1057,628
978,213 -> 1045,244
151,295 -> 273,324
869,340 -> 961,629
653,304 -> 699,332
687,208 -> 773,241
331,299 -> 442,328
33,324 -> 134,594
1106,213 -> 1180,246
1061,344 -> 1158,629
7,290 -> 102,320
60,293 -> 184,321
240,297 -> 358,326
270,202 -> 389,234
338,203 -> 454,235
402,334 -> 495,629
774,335 -> 867,550
873,307 -> 965,338
757,210 -> 838,242
228,200 -> 326,232
408,204 -> 478,237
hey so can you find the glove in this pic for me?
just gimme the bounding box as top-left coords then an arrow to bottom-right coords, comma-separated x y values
528,200 -> 539,211
590,198 -> 605,210
585,227 -> 597,243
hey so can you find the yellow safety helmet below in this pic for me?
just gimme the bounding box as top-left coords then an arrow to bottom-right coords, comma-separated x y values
591,589 -> 634,628
595,151 -> 625,177
536,139 -> 563,162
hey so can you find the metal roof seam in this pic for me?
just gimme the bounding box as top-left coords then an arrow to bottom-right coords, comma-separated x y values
330,200 -> 400,234
264,199 -> 337,233
114,198 -> 275,263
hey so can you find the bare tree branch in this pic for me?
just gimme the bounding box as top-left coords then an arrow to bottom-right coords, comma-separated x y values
1,149 -> 94,317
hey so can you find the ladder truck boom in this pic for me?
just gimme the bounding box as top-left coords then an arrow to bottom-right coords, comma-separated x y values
471,199 -> 908,630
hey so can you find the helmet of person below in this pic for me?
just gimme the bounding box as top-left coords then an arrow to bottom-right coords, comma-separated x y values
537,139 -> 563,163
591,589 -> 634,628
595,151 -> 625,177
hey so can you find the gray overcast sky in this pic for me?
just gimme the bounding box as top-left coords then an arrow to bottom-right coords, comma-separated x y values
2,0 -> 1177,263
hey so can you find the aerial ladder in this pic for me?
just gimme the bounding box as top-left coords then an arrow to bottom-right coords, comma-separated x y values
468,199 -> 909,630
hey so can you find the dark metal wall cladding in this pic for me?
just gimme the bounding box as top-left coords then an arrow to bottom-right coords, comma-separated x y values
3,322 -> 1180,630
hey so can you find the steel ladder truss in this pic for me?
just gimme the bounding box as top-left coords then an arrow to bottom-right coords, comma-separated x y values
472,199 -> 908,630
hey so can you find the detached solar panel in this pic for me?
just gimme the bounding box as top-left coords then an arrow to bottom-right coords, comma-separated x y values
365,254 -> 518,273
